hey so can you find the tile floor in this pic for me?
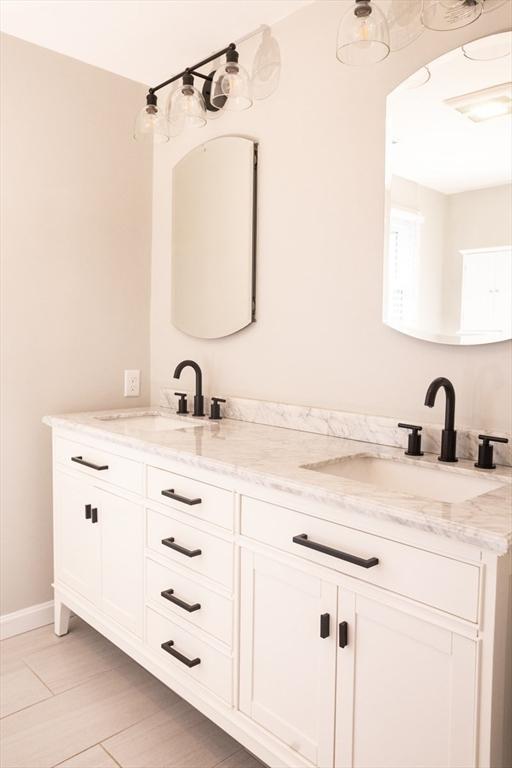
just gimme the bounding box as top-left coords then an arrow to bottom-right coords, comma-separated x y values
0,617 -> 264,768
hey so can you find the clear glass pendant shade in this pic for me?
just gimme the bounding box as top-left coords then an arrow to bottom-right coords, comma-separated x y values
421,0 -> 483,31
386,0 -> 424,51
167,74 -> 206,134
336,0 -> 390,66
211,50 -> 252,111
133,98 -> 169,143
482,0 -> 508,11
462,30 -> 512,60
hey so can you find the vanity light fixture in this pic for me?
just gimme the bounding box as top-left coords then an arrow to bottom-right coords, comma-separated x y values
336,0 -> 390,66
421,0 -> 483,31
336,0 -> 505,67
134,42 -> 253,142
133,93 -> 170,144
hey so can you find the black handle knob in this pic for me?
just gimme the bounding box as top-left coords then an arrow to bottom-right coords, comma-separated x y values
397,423 -> 424,457
475,434 -> 509,470
209,397 -> 226,420
84,504 -> 92,520
175,392 -> 189,415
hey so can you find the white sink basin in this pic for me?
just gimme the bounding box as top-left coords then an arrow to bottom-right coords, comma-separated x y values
94,413 -> 201,432
304,454 -> 504,503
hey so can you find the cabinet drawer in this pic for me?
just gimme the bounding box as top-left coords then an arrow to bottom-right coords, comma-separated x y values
145,606 -> 232,704
146,558 -> 233,646
55,436 -> 143,495
241,497 -> 480,622
147,508 -> 233,589
147,466 -> 233,530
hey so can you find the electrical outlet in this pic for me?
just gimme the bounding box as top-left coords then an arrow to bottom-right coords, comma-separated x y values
124,369 -> 140,397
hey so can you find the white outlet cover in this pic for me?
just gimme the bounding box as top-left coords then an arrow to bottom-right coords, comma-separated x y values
124,369 -> 140,397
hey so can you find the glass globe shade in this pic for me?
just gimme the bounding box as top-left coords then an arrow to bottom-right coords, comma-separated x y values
133,102 -> 169,144
421,0 -> 483,31
211,58 -> 252,111
336,0 -> 390,66
168,78 -> 206,133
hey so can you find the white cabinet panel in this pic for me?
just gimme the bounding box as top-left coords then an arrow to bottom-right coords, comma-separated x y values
335,591 -> 477,768
240,549 -> 337,767
98,488 -> 144,638
54,471 -> 101,605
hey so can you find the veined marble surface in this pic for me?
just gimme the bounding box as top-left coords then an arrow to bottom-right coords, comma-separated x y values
160,389 -> 512,467
44,406 -> 512,554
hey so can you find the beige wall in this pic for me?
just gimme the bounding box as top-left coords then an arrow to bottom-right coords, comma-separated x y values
151,1 -> 512,434
0,34 -> 153,615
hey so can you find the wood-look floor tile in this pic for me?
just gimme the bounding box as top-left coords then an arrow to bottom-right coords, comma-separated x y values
55,744 -> 119,768
1,617 -> 90,674
215,748 -> 266,768
24,623 -> 129,694
0,660 -> 180,768
103,697 -> 241,768
0,661 -> 53,718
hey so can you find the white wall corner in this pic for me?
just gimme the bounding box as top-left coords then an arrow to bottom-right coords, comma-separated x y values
0,600 -> 54,640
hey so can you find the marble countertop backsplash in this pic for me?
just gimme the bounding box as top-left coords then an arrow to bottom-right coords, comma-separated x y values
45,397 -> 512,555
160,388 -> 512,467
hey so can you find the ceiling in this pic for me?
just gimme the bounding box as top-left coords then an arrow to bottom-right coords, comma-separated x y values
387,31 -> 512,195
0,0 -> 310,85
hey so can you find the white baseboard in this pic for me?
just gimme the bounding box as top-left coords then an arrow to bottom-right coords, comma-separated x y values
0,600 -> 54,640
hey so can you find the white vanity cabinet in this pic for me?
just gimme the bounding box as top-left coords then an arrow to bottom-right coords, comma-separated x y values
49,427 -> 511,768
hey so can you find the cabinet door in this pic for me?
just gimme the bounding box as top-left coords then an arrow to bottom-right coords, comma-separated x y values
97,488 -> 144,638
335,590 -> 477,768
240,549 -> 337,767
54,471 -> 101,604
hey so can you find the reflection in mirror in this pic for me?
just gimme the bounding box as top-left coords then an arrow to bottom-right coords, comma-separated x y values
172,136 -> 257,339
384,31 -> 512,345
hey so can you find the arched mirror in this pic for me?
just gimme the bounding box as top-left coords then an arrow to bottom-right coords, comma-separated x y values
171,136 -> 257,339
383,31 -> 512,345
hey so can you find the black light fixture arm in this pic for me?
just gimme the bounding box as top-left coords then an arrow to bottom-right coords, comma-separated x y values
148,42 -> 236,96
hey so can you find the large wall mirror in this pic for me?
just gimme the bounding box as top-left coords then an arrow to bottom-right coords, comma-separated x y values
384,31 -> 512,345
172,136 -> 257,339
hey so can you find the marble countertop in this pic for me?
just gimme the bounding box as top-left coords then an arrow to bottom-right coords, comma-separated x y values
43,407 -> 512,554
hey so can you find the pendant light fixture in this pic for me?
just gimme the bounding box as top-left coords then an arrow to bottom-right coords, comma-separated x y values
133,41 -> 254,143
167,72 -> 206,135
211,49 -> 253,111
421,0 -> 484,31
336,0 -> 390,66
133,93 -> 169,144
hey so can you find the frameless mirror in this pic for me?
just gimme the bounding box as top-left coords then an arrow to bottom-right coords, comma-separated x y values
172,136 -> 257,339
384,31 -> 512,345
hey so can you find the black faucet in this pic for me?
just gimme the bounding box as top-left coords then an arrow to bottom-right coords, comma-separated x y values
173,360 -> 205,417
424,377 -> 458,463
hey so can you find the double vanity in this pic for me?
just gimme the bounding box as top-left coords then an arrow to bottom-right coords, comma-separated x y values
43,369 -> 512,768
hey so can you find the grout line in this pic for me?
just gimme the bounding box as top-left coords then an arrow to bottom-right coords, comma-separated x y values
20,659 -> 56,698
99,743 -> 123,767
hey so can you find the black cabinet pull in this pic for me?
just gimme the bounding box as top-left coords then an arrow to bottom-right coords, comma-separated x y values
320,613 -> 330,639
161,640 -> 201,668
339,621 -> 348,648
91,508 -> 98,524
292,533 -> 379,569
161,489 -> 202,506
161,537 -> 202,558
71,456 -> 108,471
161,589 -> 201,613
84,504 -> 92,520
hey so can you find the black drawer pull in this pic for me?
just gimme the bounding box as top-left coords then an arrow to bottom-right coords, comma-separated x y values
84,504 -> 92,520
161,489 -> 202,506
161,537 -> 202,558
161,589 -> 201,613
292,533 -> 379,569
161,640 -> 201,668
71,456 -> 108,471
91,507 -> 98,524
339,621 -> 348,648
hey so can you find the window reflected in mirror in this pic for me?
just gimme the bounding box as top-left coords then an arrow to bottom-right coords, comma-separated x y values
383,31 -> 512,345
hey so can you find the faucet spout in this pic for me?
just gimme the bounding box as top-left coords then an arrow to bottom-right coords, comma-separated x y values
173,360 -> 205,417
424,376 -> 457,462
